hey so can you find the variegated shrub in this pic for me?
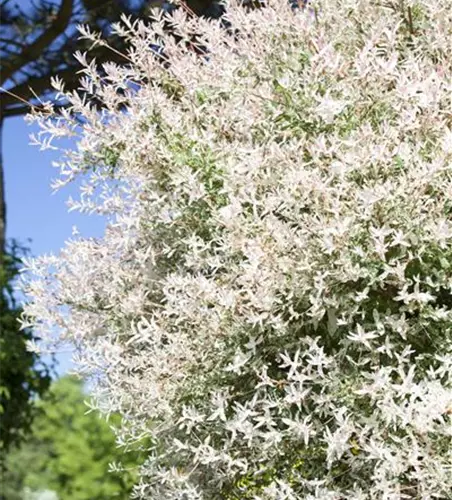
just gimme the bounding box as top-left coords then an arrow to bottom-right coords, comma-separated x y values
22,1 -> 452,498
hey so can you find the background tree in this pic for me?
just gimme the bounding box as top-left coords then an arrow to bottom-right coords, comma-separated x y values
0,241 -> 52,457
2,375 -> 146,500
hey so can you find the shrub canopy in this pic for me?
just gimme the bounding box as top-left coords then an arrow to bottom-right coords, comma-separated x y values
23,1 -> 452,498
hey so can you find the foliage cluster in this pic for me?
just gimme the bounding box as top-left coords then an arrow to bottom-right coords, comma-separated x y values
22,1 -> 452,498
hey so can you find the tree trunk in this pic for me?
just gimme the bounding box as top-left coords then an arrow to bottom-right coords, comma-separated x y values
0,119 -> 5,495
0,117 -> 5,259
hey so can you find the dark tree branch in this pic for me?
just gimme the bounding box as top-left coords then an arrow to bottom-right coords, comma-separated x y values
0,35 -> 142,121
1,104 -> 32,118
0,36 -> 25,49
1,0 -> 74,84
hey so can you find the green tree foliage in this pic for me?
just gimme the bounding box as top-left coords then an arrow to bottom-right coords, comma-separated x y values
2,376 -> 145,500
0,242 -> 52,456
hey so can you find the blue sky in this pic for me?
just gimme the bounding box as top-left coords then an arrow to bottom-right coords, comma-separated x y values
4,116 -> 105,256
4,115 -> 106,374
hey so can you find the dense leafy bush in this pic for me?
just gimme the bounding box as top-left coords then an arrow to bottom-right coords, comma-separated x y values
22,1 -> 452,498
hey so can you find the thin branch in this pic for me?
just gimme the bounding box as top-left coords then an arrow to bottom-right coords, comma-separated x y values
1,101 -> 70,118
406,6 -> 415,35
1,67 -> 79,109
0,87 -> 37,109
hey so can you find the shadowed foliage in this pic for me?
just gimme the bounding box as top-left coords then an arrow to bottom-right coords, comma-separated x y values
0,241 -> 52,457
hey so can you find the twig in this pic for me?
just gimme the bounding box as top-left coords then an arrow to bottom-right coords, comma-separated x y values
0,87 -> 36,109
407,6 -> 415,35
